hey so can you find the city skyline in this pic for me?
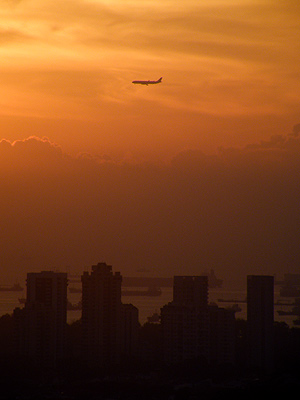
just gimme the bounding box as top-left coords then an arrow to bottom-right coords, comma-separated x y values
0,1 -> 300,396
9,265 -> 294,371
0,263 -> 298,398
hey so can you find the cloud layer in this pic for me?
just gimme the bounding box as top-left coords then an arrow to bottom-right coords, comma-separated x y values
1,127 -> 300,284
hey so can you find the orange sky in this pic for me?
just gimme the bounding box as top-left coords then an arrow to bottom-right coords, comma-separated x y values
1,1 -> 300,283
0,0 -> 299,160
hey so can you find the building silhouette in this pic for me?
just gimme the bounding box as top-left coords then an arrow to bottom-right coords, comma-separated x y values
161,275 -> 236,365
247,275 -> 274,373
208,304 -> 236,365
173,275 -> 209,307
120,303 -> 139,358
161,276 -> 210,364
14,271 -> 68,367
81,262 -> 122,366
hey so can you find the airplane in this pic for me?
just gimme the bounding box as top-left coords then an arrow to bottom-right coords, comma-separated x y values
132,77 -> 162,85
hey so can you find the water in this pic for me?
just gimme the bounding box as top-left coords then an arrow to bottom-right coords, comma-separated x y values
67,287 -> 174,324
0,284 -> 299,328
68,284 -> 300,327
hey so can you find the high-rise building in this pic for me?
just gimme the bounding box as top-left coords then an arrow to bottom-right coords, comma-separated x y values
161,276 -> 209,364
173,276 -> 208,307
208,304 -> 236,365
120,303 -> 139,358
81,262 -> 122,366
247,275 -> 274,373
14,271 -> 68,367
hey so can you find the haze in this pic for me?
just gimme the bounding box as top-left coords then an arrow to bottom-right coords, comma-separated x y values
0,0 -> 300,283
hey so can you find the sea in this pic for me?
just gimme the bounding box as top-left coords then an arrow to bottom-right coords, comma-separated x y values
0,280 -> 299,328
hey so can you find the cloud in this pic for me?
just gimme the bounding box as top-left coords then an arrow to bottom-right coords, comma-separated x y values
0,136 -> 63,167
0,0 -> 298,127
1,127 -> 300,284
0,28 -> 33,45
2,0 -> 299,67
218,126 -> 300,165
292,123 -> 300,136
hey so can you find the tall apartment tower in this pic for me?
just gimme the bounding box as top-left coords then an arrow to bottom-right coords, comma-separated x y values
247,275 -> 274,373
14,271 -> 68,367
161,276 -> 209,364
120,303 -> 139,358
208,304 -> 236,365
173,276 -> 208,307
81,262 -> 122,366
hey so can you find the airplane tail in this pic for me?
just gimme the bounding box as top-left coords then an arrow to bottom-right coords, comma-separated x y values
158,77 -> 162,82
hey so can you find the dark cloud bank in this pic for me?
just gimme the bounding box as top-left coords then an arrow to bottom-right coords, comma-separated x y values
1,127 -> 300,285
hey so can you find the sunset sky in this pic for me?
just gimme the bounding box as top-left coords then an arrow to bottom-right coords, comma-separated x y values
0,0 -> 299,158
1,0 -> 300,283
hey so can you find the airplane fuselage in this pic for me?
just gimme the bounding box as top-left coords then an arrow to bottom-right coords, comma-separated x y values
132,77 -> 162,85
